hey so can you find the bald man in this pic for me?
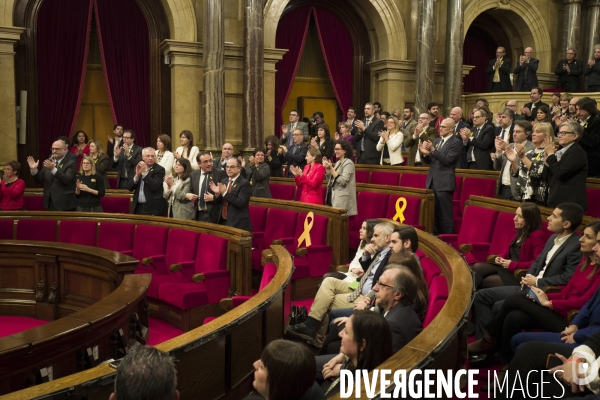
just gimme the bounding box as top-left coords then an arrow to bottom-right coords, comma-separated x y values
514,47 -> 539,92
449,107 -> 471,168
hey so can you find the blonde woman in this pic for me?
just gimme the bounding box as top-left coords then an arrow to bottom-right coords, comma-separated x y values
376,116 -> 404,166
89,139 -> 110,188
75,155 -> 105,212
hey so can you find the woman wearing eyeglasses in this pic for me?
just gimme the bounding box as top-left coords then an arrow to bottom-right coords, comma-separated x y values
323,140 -> 357,216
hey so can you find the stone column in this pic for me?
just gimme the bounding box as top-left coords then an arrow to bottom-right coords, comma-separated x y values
561,0 -> 582,55
584,0 -> 600,65
203,0 -> 225,149
414,0 -> 436,115
242,0 -> 264,150
443,0 -> 463,116
0,27 -> 25,164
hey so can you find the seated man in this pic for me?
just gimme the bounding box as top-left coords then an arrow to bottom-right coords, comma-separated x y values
473,202 -> 583,340
287,222 -> 395,342
110,346 -> 179,400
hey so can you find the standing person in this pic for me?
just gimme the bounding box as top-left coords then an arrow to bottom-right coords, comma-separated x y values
494,108 -> 515,144
308,112 -> 327,139
88,140 -> 110,189
334,122 -> 355,148
281,128 -> 308,178
244,147 -> 272,198
401,106 -> 417,137
310,126 -> 334,161
281,109 -> 309,147
576,97 -> 600,177
75,156 -> 105,212
521,87 -> 549,122
585,44 -> 600,92
70,130 -> 90,169
163,158 -> 194,220
128,148 -> 166,216
376,116 -> 404,166
513,47 -> 539,92
291,148 -> 325,205
323,140 -> 357,216
188,151 -> 226,223
156,134 -> 174,177
552,93 -> 573,129
460,109 -> 495,170
419,118 -> 462,234
555,48 -> 583,92
354,102 -> 384,164
106,124 -> 124,171
213,143 -> 235,170
0,160 -> 25,211
486,46 -> 512,92
264,135 -> 284,177
27,140 -> 77,211
174,130 -> 199,170
404,113 -> 437,167
427,102 -> 444,134
210,158 -> 252,231
113,130 -> 142,190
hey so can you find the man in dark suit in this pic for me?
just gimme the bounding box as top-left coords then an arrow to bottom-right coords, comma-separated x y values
473,202 -> 583,339
281,128 -> 308,177
486,47 -> 512,92
27,139 -> 77,211
513,47 -> 539,92
555,48 -> 583,92
210,158 -> 252,232
281,109 -> 309,147
494,108 -> 515,143
354,102 -> 384,164
506,100 -> 526,121
546,122 -> 588,210
521,87 -> 549,121
188,151 -> 227,223
460,109 -> 495,170
113,130 -> 142,189
576,97 -> 600,177
449,107 -> 471,168
106,124 -> 124,171
212,143 -> 234,171
420,118 -> 463,234
128,148 -> 166,216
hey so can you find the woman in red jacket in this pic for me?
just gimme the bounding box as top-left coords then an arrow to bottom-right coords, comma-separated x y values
0,160 -> 26,211
471,202 -> 547,289
290,148 -> 325,205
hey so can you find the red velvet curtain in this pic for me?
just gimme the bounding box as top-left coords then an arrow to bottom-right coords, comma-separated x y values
313,7 -> 353,119
37,0 -> 93,157
94,0 -> 150,147
463,30 -> 496,93
274,7 -> 312,137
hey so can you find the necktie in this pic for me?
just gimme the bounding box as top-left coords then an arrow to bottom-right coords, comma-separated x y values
361,120 -> 370,151
54,159 -> 59,168
493,60 -> 501,82
221,179 -> 233,220
199,173 -> 208,210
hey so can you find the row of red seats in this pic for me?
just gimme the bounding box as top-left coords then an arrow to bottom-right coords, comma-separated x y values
23,195 -> 130,214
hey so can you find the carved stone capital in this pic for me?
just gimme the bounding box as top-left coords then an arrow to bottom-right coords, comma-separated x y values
585,0 -> 600,7
563,0 -> 583,4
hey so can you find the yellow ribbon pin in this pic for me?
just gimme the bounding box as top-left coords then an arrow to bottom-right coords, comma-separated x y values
297,212 -> 314,248
392,197 -> 407,223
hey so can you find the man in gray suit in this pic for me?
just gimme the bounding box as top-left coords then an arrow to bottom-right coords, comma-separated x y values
493,119 -> 535,200
188,151 -> 226,223
281,109 -> 308,148
419,118 -> 462,235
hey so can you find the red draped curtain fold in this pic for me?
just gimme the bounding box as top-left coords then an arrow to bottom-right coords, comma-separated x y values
37,0 -> 93,156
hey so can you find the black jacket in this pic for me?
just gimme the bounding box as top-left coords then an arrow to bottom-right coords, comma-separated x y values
486,57 -> 512,92
32,156 -> 77,211
579,115 -> 600,177
555,58 -> 583,92
546,142 -> 588,210
128,163 -> 166,216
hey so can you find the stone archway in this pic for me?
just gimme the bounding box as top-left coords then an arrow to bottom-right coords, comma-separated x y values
464,0 -> 552,72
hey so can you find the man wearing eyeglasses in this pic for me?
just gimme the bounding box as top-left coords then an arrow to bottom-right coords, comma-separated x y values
281,109 -> 308,148
555,48 -> 583,92
188,151 -> 227,223
213,143 -> 235,171
280,128 -> 308,178
460,109 -> 495,170
113,130 -> 142,189
545,121 -> 588,209
209,158 -> 252,231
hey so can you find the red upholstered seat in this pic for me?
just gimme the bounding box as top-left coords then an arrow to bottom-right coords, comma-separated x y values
16,219 -> 57,241
229,262 -> 278,308
424,299 -> 446,327
270,184 -> 296,201
370,171 -> 400,186
97,222 -> 135,253
100,196 -> 131,214
385,195 -> 424,230
454,177 -> 496,232
349,192 -> 390,248
107,176 -> 118,189
355,170 -> 370,184
252,208 -> 298,270
485,212 -> 517,261
0,220 -> 14,240
23,196 -> 45,211
58,220 -> 97,246
439,205 -> 499,263
249,205 -> 268,234
423,275 -> 449,327
399,173 -> 427,189
126,225 -> 169,268
421,258 -> 442,286
586,188 -> 600,218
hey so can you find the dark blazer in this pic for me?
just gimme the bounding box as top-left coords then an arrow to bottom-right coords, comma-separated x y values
500,229 -> 547,273
579,115 -> 600,177
189,168 -> 226,223
546,142 -> 588,210
127,163 -> 166,216
32,157 -> 77,211
106,137 -> 121,161
423,135 -> 463,192
494,124 -> 514,143
314,137 -> 334,161
465,123 -> 495,170
94,154 -> 111,188
584,58 -> 600,87
555,59 -> 583,92
404,126 -> 437,166
494,140 -> 535,199
513,58 -> 539,91
281,121 -> 309,147
452,120 -> 471,168
380,302 -> 423,353
354,117 -> 384,163
285,143 -> 308,177
523,101 -> 549,122
215,175 -> 253,232
265,150 -> 284,177
245,162 -> 271,198
528,232 -> 582,288
114,144 -> 142,188
486,57 -> 512,92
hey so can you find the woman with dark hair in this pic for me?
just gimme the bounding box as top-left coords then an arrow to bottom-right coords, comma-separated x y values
163,158 -> 194,220
323,140 -> 357,216
533,105 -> 552,126
70,130 -> 90,169
89,140 -> 110,188
0,160 -> 25,211
469,220 -> 600,367
321,311 -> 393,396
471,203 -> 546,289
310,126 -> 334,160
244,147 -> 272,198
75,156 -> 105,212
264,135 -> 284,177
245,339 -> 324,400
156,134 -> 174,177
290,147 -> 325,205
174,130 -> 199,170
